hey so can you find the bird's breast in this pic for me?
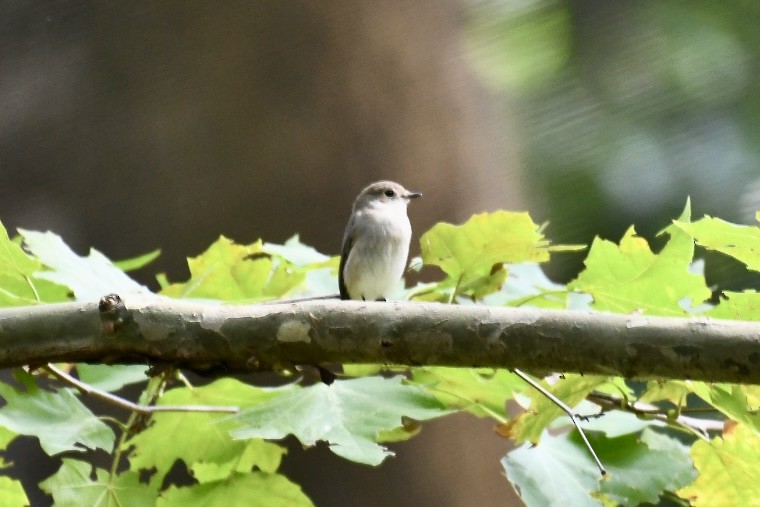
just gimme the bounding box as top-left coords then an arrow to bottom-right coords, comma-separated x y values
342,210 -> 412,300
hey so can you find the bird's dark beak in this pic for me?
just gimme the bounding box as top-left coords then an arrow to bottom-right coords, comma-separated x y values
406,191 -> 422,199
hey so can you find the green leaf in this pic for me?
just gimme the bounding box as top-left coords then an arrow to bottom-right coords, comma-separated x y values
554,400 -> 665,438
639,379 -> 691,405
689,382 -> 760,433
482,262 -> 569,309
262,235 -> 331,266
600,429 -> 696,505
707,290 -> 760,321
113,248 -> 161,272
0,430 -> 14,469
678,424 -> 760,506
19,229 -> 150,301
128,378 -> 289,488
0,222 -> 68,306
503,429 -> 695,507
672,215 -> 760,272
410,367 -> 523,421
40,459 -> 157,507
190,439 -> 285,483
741,384 -> 760,408
157,471 -> 312,507
263,236 -> 340,297
0,425 -> 17,451
75,364 -> 148,392
499,374 -> 609,444
0,476 -> 28,507
231,376 -> 450,465
0,371 -> 114,455
0,424 -> 17,468
463,266 -> 508,300
160,236 -> 305,301
568,225 -> 710,316
503,430 -> 603,507
420,211 -> 581,298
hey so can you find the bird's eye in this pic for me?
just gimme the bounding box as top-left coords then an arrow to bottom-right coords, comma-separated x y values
384,189 -> 395,198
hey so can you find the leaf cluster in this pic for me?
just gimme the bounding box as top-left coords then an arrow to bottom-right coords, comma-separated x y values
0,203 -> 759,505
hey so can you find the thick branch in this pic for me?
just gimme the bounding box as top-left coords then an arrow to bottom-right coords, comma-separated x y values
0,295 -> 759,384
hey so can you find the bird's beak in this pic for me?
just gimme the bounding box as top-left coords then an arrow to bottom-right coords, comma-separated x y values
406,191 -> 422,200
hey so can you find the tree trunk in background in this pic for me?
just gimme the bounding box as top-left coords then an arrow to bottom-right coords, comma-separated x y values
0,1 -> 523,505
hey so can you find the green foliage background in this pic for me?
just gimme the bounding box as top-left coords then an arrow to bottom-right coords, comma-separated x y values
1,204 -> 760,506
467,0 -> 760,288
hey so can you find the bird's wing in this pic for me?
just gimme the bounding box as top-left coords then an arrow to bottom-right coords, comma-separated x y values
338,220 -> 354,300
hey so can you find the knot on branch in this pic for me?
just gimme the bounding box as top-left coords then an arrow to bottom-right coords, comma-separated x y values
98,293 -> 130,336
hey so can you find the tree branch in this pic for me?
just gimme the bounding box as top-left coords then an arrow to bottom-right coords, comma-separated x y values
0,294 -> 758,384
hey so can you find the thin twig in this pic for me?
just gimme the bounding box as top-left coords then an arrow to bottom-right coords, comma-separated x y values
586,391 -> 722,439
43,364 -> 239,414
513,368 -> 607,476
177,371 -> 194,389
109,374 -> 163,478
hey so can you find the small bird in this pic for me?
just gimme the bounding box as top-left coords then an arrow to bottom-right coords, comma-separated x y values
339,181 -> 422,301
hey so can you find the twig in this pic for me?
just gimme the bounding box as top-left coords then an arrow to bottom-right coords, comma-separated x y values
586,391 -> 722,438
513,368 -> 607,476
110,374 -> 162,478
43,364 -> 239,414
177,371 -> 194,389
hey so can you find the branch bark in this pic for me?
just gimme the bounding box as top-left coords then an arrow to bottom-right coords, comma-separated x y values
1,294 -> 758,384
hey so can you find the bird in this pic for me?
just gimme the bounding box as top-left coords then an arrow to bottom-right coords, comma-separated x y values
339,181 -> 422,301
258,182 -> 418,308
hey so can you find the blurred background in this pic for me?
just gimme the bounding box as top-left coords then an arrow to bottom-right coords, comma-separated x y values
1,0 -> 759,505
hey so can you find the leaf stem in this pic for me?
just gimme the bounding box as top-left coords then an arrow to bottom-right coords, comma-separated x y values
448,275 -> 463,305
25,275 -> 41,303
177,371 -> 194,389
107,374 -> 163,478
